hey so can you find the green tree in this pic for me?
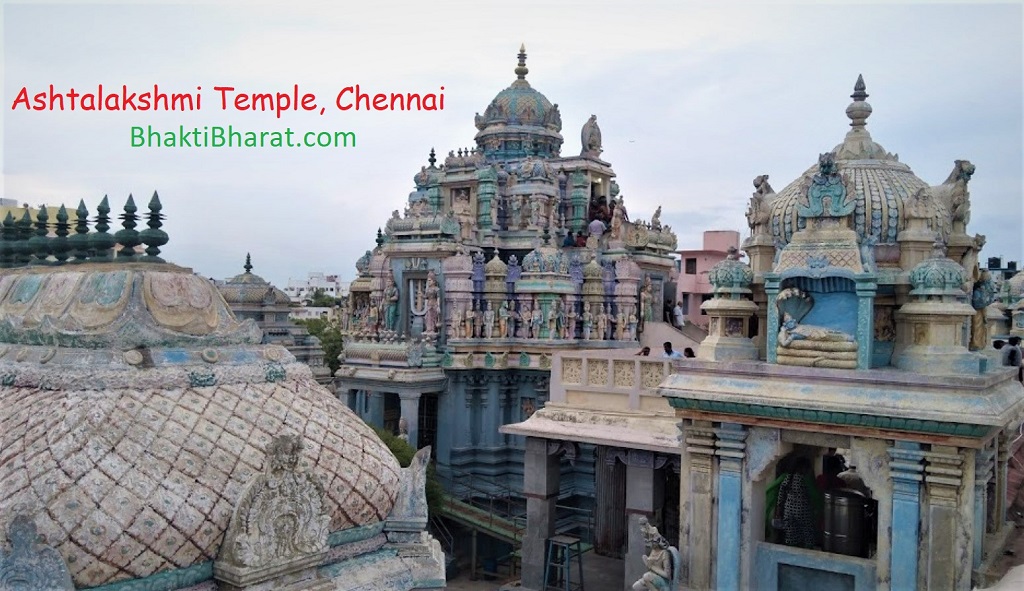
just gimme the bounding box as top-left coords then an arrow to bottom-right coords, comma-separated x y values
307,288 -> 339,308
296,317 -> 344,374
372,426 -> 444,519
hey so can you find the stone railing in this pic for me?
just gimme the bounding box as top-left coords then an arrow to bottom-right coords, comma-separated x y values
550,349 -> 676,414
340,332 -> 440,368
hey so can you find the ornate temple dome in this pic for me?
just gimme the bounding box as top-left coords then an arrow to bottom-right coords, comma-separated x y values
0,205 -> 401,589
767,76 -> 948,246
474,45 -> 564,159
217,253 -> 291,305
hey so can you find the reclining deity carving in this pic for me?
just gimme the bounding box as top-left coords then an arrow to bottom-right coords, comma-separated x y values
775,287 -> 858,369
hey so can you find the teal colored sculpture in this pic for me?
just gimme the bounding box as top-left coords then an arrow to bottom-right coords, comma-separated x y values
797,153 -> 854,219
383,276 -> 400,332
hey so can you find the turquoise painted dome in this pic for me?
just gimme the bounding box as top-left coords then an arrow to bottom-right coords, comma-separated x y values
474,46 -> 563,159
768,76 -> 948,248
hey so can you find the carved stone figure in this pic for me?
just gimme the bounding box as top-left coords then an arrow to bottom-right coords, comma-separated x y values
779,313 -> 854,346
0,513 -> 74,591
531,305 -> 543,339
565,302 -> 577,339
453,190 -> 476,242
397,417 -> 410,442
945,159 -> 976,229
547,299 -> 559,340
499,300 -> 511,338
628,306 -> 638,340
610,199 -> 626,241
489,197 -> 498,228
970,266 -> 996,351
799,153 -> 854,219
640,277 -> 654,322
597,306 -> 608,341
467,302 -> 478,339
423,271 -> 440,333
383,277 -> 400,332
217,435 -> 330,581
650,206 -> 663,231
484,301 -> 495,339
859,235 -> 877,273
581,114 -> 603,158
459,304 -> 469,338
583,304 -> 594,340
631,517 -> 679,591
616,308 -> 626,340
746,174 -> 774,235
520,303 -> 532,338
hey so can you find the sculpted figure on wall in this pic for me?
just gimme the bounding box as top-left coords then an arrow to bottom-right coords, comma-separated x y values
583,304 -> 594,340
423,271 -> 440,334
383,276 -> 400,332
597,305 -> 608,341
218,435 -> 329,574
640,277 -> 654,322
0,514 -> 74,591
565,300 -> 576,339
775,288 -> 857,369
484,301 -> 495,339
970,266 -> 996,351
531,303 -> 543,339
499,300 -> 511,338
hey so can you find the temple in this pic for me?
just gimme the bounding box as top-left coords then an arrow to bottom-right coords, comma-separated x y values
505,74 -> 1024,591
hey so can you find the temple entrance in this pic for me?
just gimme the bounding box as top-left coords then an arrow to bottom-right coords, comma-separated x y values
419,392 -> 439,456
383,392 -> 401,435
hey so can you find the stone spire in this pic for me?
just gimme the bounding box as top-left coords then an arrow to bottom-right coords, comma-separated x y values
115,194 -> 141,259
428,147 -> 437,169
91,195 -> 115,262
52,205 -> 71,264
140,191 -> 168,262
71,200 -> 91,262
31,205 -> 50,265
244,252 -> 253,274
846,74 -> 872,129
515,43 -> 529,81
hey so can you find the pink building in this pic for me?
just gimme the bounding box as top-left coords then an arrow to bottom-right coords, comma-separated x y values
675,230 -> 740,328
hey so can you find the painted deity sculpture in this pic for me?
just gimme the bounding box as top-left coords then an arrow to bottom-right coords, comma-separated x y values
531,305 -> 543,340
423,271 -> 440,334
561,298 -> 572,339
640,277 -> 654,322
460,304 -> 470,339
546,300 -> 558,340
610,198 -> 626,241
597,306 -> 608,341
628,306 -> 638,340
484,301 -> 495,339
498,300 -> 510,338
632,517 -> 679,591
616,309 -> 626,341
775,288 -> 857,369
583,304 -> 594,340
779,313 -> 854,346
383,277 -> 400,332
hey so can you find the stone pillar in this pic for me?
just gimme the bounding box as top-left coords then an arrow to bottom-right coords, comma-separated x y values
855,279 -> 876,369
682,422 -> 717,590
995,431 -> 1010,526
624,450 -> 662,591
763,278 -> 780,364
714,424 -> 747,591
398,391 -> 421,449
923,446 -> 964,591
889,441 -> 925,591
522,437 -> 562,591
973,447 -> 995,569
365,390 -> 384,429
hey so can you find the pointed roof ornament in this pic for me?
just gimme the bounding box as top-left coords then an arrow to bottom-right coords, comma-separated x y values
244,252 -> 252,274
428,147 -> 437,169
851,74 -> 868,102
846,74 -> 872,129
515,44 -> 529,81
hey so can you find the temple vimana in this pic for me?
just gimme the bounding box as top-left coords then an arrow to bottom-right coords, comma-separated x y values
1,46 -> 1022,591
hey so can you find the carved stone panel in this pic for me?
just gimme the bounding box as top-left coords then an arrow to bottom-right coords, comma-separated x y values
613,360 -> 634,388
586,359 -> 608,386
0,513 -> 74,591
215,435 -> 330,588
640,362 -> 666,390
562,358 -> 583,385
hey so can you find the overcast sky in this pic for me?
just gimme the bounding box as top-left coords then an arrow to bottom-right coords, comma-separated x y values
3,1 -> 1022,286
